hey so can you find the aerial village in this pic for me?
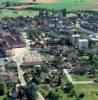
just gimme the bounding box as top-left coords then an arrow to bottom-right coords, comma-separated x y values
0,8 -> 98,100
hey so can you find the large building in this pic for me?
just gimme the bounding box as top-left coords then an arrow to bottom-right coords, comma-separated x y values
4,35 -> 26,49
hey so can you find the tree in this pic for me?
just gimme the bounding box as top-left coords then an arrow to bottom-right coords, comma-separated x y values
18,86 -> 25,100
24,73 -> 29,82
32,76 -> 42,84
33,0 -> 36,2
68,89 -> 77,97
52,9 -> 55,16
52,55 -> 62,68
2,96 -> 8,100
76,27 -> 81,34
92,54 -> 98,62
27,30 -> 33,40
45,10 -> 49,18
27,29 -> 40,41
39,10 -> 44,17
25,82 -> 38,100
63,82 -> 74,93
41,66 -> 49,73
52,56 -> 59,67
89,66 -> 96,78
31,68 -> 36,75
62,8 -> 66,17
78,93 -> 85,99
5,1 -> 10,7
6,90 -> 11,99
47,90 -> 61,100
80,0 -> 83,3
0,83 -> 5,96
58,75 -> 62,86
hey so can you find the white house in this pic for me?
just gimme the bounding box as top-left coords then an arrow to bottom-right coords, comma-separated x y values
78,39 -> 88,50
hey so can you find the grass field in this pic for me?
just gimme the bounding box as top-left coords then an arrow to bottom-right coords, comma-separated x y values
0,0 -> 98,10
75,84 -> 98,100
0,10 -> 39,19
0,0 -> 98,19
72,74 -> 93,81
36,0 -> 92,10
38,75 -> 98,100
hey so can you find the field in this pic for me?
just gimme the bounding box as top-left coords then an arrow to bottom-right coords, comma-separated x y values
38,74 -> 98,100
35,0 -> 93,10
0,0 -> 98,10
0,10 -> 39,19
75,84 -> 98,100
0,0 -> 98,19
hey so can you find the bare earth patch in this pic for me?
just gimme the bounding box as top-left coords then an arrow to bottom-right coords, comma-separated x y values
21,0 -> 56,3
90,2 -> 98,11
11,48 -> 26,61
7,5 -> 33,9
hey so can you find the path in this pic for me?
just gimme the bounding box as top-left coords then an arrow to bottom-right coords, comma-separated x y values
16,56 -> 26,86
37,92 -> 45,100
63,69 -> 94,84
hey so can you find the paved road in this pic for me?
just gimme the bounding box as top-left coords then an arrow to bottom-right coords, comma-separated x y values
16,56 -> 26,86
63,69 -> 73,83
14,33 -> 45,100
63,69 -> 94,84
37,92 -> 45,100
15,55 -> 45,100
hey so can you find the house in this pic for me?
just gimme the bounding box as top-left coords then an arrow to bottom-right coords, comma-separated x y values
71,34 -> 80,47
70,67 -> 87,74
5,61 -> 17,72
0,48 -> 6,58
4,35 -> 26,49
0,71 -> 10,82
77,39 -> 88,50
30,41 -> 45,49
9,73 -> 18,83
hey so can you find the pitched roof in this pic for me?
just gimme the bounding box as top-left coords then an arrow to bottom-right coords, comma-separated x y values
4,35 -> 25,49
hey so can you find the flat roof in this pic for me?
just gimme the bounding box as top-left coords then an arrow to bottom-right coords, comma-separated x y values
91,38 -> 98,41
72,34 -> 80,37
78,39 -> 88,42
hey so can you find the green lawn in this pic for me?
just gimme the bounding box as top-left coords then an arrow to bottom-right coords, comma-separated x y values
71,69 -> 98,81
38,84 -> 76,100
38,75 -> 74,100
43,53 -> 54,61
72,74 -> 94,81
0,10 -> 39,19
0,0 -> 98,19
0,0 -> 98,10
35,0 -> 92,10
75,84 -> 98,100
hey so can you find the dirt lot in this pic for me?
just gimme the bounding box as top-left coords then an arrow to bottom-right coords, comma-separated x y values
22,0 -> 56,3
11,48 -> 26,61
23,50 -> 42,63
11,48 -> 42,63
